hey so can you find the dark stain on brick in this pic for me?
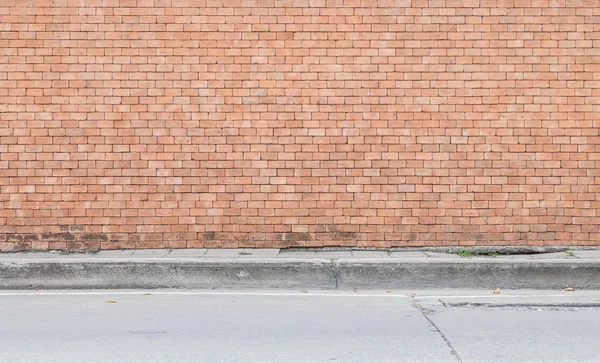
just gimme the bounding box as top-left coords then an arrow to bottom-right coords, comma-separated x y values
325,225 -> 339,233
405,233 -> 417,241
418,233 -> 436,241
143,233 -> 162,242
67,241 -> 85,250
284,232 -> 312,242
23,234 -> 39,241
80,233 -> 109,242
14,242 -> 30,251
204,240 -> 220,248
470,233 -> 485,241
333,231 -> 356,240
60,233 -> 75,241
68,226 -> 84,232
488,233 -> 503,241
163,233 -> 179,241
203,232 -> 215,241
539,232 -> 556,240
248,233 -> 265,241
318,225 -> 348,233
110,234 -> 127,242
280,238 -> 306,248
84,242 -> 101,251
7,234 -> 23,242
41,233 -> 77,241
59,225 -> 69,232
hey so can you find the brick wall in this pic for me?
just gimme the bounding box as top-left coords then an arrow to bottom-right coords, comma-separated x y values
0,0 -> 599,251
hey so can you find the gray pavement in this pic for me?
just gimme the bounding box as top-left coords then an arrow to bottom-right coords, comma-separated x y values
0,289 -> 599,362
0,248 -> 599,290
415,291 -> 600,363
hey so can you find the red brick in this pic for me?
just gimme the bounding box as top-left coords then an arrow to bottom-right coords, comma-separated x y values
0,0 -> 597,249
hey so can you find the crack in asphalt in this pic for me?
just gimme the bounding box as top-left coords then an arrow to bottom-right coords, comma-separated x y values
412,300 -> 463,363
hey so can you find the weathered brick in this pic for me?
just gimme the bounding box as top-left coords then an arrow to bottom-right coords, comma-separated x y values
0,0 -> 598,250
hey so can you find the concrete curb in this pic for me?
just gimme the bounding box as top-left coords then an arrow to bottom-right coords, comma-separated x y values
0,260 -> 335,290
336,260 -> 600,289
0,258 -> 599,290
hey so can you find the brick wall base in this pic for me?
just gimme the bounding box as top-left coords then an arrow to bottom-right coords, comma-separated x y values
1,0 -> 599,251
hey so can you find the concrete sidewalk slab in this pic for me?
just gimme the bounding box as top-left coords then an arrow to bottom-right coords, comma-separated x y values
203,249 -> 242,258
352,251 -> 390,258
0,248 -> 598,290
166,249 -> 207,258
314,251 -> 353,259
276,251 -> 318,259
572,250 -> 600,259
424,252 -> 463,259
527,251 -> 574,259
237,249 -> 280,258
389,252 -> 429,259
93,250 -> 134,258
131,249 -> 171,258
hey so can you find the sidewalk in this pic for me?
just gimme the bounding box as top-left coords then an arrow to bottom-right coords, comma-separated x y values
0,248 -> 599,290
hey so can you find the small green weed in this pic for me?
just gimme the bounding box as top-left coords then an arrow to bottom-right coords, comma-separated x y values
457,249 -> 476,258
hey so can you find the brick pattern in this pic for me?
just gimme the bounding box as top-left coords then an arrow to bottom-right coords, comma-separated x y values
1,0 -> 599,251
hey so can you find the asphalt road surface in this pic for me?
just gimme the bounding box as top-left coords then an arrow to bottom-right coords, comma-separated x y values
0,290 -> 598,363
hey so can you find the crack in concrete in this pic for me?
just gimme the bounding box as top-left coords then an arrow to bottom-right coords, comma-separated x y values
329,261 -> 340,289
412,300 -> 463,363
